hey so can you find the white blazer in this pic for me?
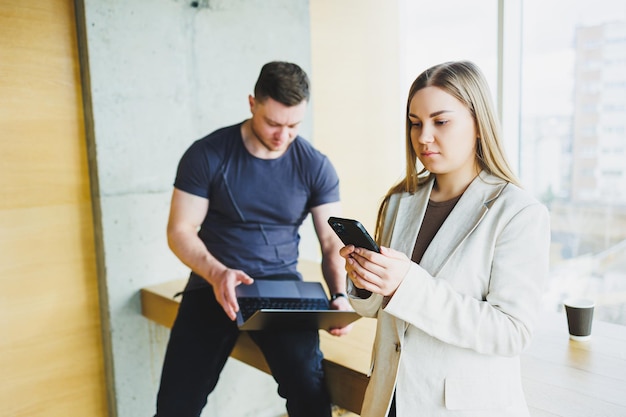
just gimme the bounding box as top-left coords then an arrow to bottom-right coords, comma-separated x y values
348,172 -> 551,417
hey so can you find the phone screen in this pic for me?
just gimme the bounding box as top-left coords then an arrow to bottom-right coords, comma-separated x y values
327,217 -> 380,252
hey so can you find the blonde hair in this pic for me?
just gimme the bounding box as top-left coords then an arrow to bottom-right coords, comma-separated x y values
375,61 -> 519,240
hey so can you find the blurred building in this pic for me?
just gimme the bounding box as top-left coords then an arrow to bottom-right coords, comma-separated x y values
572,20 -> 626,203
529,20 -> 626,325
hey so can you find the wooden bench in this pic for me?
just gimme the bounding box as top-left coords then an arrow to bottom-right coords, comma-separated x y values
141,261 -> 626,416
140,260 -> 374,414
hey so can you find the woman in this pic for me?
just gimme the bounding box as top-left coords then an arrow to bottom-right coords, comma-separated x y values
341,61 -> 550,417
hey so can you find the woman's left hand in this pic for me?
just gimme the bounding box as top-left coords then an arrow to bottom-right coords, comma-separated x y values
347,246 -> 411,297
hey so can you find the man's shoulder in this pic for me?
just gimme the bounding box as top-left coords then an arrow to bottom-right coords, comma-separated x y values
184,123 -> 242,161
197,122 -> 242,146
291,135 -> 317,150
290,136 -> 330,163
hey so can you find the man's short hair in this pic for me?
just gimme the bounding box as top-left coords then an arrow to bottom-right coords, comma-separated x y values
254,61 -> 310,106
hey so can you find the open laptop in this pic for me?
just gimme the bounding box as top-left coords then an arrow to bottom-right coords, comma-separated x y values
235,279 -> 361,331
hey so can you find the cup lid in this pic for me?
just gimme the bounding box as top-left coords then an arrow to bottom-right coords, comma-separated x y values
563,298 -> 594,308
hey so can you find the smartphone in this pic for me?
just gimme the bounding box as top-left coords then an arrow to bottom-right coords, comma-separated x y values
327,217 -> 380,252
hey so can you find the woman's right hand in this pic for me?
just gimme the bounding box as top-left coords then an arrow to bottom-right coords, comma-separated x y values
343,246 -> 411,297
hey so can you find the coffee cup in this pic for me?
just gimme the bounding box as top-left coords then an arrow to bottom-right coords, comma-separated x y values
563,298 -> 594,341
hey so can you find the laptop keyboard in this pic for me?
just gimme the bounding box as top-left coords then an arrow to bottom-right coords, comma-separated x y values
238,297 -> 329,321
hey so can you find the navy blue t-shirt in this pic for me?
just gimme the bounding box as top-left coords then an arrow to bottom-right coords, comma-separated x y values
174,122 -> 340,289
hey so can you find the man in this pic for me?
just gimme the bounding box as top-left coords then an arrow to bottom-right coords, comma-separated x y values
154,61 -> 352,417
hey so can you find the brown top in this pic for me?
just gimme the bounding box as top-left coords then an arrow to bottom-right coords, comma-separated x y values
411,195 -> 462,263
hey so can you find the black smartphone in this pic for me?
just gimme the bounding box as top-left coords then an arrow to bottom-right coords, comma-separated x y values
327,217 -> 380,253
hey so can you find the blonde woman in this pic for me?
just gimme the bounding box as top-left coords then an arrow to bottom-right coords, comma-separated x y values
340,61 -> 550,417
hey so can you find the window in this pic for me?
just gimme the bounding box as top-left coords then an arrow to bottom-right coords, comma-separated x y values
401,0 -> 626,326
520,0 -> 626,325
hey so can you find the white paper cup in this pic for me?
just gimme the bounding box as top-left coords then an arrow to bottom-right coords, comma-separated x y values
563,298 -> 594,341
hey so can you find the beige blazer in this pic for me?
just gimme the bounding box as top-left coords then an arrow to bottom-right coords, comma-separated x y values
349,172 -> 551,417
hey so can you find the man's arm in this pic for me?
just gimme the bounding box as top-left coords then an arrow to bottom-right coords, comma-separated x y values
167,188 -> 253,320
310,201 -> 353,336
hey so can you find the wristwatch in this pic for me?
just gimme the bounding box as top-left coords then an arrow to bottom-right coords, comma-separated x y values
330,292 -> 347,302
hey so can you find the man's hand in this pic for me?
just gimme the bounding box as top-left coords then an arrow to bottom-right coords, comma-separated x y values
327,295 -> 354,336
210,268 -> 254,321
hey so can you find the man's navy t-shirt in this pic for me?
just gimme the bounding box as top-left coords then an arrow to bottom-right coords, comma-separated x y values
174,122 -> 340,290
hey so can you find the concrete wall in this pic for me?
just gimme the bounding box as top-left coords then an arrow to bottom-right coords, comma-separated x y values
79,1 -> 313,416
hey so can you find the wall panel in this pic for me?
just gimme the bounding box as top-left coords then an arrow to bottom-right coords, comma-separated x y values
0,1 -> 107,416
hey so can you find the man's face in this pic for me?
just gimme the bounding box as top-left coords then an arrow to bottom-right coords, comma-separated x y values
248,95 -> 307,154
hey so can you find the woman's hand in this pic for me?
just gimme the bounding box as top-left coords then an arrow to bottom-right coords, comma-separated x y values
340,245 -> 411,297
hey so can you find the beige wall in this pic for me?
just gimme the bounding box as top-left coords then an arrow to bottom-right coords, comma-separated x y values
310,0 -> 405,233
0,1 -> 107,416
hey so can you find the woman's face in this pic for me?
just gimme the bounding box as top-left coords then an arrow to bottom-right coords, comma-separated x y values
408,86 -> 478,180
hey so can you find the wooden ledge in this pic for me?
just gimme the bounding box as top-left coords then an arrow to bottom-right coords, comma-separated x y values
141,261 -> 374,414
141,262 -> 626,417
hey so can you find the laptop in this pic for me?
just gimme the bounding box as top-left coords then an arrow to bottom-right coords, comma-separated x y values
235,279 -> 361,331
